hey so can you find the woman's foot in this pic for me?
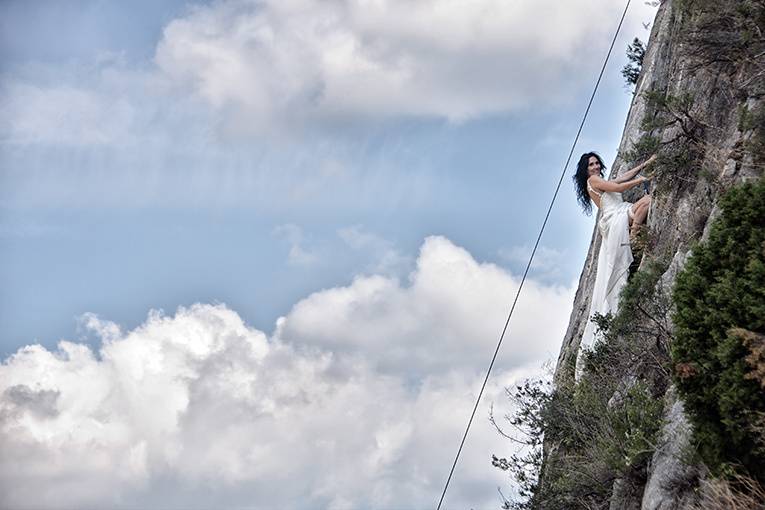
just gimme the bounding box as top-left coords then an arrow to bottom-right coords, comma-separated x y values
630,224 -> 648,254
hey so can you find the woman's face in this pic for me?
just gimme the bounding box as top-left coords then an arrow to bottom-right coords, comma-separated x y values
587,156 -> 602,176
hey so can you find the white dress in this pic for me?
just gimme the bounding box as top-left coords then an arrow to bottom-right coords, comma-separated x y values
575,183 -> 634,380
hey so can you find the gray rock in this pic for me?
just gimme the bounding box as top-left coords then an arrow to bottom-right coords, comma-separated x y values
545,0 -> 764,506
641,387 -> 701,510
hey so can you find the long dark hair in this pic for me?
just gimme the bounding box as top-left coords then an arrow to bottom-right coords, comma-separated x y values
573,152 -> 606,216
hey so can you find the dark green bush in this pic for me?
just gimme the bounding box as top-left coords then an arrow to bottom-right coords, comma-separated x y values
622,38 -> 646,87
672,178 -> 765,479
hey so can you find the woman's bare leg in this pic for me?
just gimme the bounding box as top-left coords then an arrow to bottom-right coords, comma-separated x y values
630,195 -> 652,236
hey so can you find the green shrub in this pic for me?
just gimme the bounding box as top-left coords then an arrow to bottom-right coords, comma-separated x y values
606,259 -> 672,341
494,368 -> 664,509
639,91 -> 702,143
624,134 -> 661,165
622,38 -> 646,87
739,103 -> 765,159
494,260 -> 672,509
672,178 -> 765,479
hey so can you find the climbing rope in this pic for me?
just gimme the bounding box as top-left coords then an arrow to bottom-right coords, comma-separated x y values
436,0 -> 634,508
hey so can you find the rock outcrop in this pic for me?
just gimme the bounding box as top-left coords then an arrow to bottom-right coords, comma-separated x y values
548,0 -> 765,507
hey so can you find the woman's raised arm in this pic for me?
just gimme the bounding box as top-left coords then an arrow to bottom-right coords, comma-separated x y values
614,154 -> 657,183
588,174 -> 648,193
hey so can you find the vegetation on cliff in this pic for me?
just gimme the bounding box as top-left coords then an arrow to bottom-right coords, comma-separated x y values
493,0 -> 765,507
672,178 -> 765,479
493,261 -> 673,509
493,181 -> 765,507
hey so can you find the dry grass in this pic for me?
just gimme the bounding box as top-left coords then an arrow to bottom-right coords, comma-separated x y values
694,473 -> 765,509
731,328 -> 765,389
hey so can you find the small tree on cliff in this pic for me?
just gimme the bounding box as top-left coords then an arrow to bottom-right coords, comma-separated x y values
622,38 -> 646,87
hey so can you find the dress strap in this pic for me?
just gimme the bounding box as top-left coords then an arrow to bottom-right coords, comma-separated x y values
587,180 -> 603,197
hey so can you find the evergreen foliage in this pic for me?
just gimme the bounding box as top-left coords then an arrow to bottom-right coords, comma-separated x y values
672,179 -> 765,479
622,38 -> 646,87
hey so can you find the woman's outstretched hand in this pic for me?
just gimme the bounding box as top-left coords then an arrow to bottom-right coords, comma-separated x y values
642,155 -> 658,178
639,154 -> 658,181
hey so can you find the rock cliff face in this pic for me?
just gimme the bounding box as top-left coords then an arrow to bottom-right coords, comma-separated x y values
549,0 -> 765,507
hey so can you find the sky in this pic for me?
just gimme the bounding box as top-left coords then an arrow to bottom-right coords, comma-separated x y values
0,1 -> 659,508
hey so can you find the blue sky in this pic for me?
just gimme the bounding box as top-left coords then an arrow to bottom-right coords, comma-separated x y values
0,1 -> 658,508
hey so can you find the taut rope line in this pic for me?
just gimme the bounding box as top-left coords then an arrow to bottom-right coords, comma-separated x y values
436,1 -> 634,508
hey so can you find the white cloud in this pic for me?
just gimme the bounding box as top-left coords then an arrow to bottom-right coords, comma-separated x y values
0,1 -> 660,146
337,225 -> 412,276
0,0 -> 658,210
274,223 -> 320,265
154,0 -> 657,129
0,236 -> 572,509
277,236 -> 572,376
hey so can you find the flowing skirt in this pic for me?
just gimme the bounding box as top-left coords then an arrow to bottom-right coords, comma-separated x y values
576,194 -> 634,380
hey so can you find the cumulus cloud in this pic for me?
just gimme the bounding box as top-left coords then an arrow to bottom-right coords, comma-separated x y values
0,0 -> 660,146
277,236 -> 571,377
0,0 -> 658,210
0,236 -> 572,509
154,0 -> 651,130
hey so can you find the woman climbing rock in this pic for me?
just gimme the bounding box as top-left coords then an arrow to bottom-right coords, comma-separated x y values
572,152 -> 656,379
